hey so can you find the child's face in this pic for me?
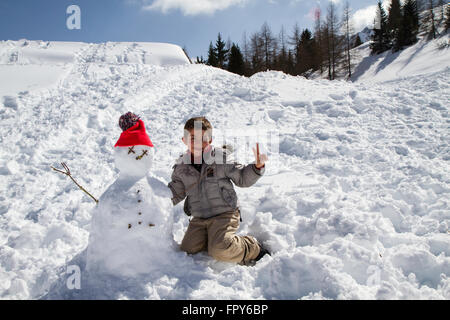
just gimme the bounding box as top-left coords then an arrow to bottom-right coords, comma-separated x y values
182,129 -> 212,156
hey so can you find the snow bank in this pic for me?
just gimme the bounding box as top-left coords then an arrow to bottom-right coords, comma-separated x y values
0,40 -> 190,96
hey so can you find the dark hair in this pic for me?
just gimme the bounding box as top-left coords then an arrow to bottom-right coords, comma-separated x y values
184,117 -> 213,139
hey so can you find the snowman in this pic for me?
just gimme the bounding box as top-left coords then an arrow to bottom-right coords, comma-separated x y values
86,112 -> 174,278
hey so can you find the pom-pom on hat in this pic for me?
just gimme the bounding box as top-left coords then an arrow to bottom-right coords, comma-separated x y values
119,112 -> 141,132
114,115 -> 154,148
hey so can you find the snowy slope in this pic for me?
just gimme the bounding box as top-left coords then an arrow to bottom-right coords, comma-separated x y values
349,3 -> 450,84
0,40 -> 449,300
351,35 -> 450,84
0,40 -> 190,96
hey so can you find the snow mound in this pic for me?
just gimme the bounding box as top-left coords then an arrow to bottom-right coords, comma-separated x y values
0,40 -> 189,66
0,40 -> 190,96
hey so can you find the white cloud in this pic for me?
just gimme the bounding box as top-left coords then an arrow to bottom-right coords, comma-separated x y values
352,5 -> 377,31
141,0 -> 249,16
351,0 -> 394,32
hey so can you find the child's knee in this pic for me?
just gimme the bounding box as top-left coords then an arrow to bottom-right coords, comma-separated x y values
208,246 -> 229,262
208,240 -> 235,262
180,240 -> 205,255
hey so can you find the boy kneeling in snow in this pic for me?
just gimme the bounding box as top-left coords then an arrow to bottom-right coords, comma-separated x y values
168,117 -> 270,265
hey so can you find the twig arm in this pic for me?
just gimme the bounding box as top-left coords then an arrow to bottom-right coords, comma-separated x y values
51,162 -> 99,204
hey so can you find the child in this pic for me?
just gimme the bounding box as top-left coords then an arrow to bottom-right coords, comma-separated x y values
168,117 -> 270,265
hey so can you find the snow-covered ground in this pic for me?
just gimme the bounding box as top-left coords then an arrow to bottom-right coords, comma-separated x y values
0,38 -> 449,300
351,36 -> 450,84
0,40 -> 189,96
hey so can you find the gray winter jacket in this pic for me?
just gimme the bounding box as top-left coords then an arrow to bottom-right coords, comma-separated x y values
168,146 -> 265,219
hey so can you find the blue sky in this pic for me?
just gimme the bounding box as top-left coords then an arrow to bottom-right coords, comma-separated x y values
0,0 -> 379,59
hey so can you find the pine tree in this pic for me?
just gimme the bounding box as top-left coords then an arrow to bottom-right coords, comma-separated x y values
400,0 -> 419,48
423,0 -> 438,40
371,1 -> 390,55
206,41 -> 218,67
297,29 -> 315,75
437,0 -> 445,24
215,33 -> 228,69
388,0 -> 403,51
388,0 -> 402,29
353,34 -> 363,48
446,4 -> 450,31
226,37 -> 232,53
227,44 -> 245,75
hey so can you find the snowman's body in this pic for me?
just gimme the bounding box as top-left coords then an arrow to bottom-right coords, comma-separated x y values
86,145 -> 174,277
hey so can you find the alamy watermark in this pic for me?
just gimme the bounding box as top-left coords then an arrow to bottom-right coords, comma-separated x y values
179,120 -> 281,175
66,5 -> 81,30
66,265 -> 81,290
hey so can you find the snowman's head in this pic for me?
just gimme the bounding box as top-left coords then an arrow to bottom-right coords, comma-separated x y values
114,114 -> 154,178
114,145 -> 154,178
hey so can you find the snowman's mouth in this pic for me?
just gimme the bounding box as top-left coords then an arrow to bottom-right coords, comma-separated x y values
136,150 -> 148,160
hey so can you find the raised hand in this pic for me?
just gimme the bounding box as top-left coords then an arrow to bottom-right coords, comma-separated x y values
252,143 -> 268,169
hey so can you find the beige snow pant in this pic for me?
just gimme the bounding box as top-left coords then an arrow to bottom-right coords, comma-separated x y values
180,209 -> 261,264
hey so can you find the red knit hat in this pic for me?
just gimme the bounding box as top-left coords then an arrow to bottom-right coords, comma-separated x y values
114,119 -> 154,147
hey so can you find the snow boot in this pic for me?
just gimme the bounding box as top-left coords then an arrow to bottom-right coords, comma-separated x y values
240,241 -> 271,266
254,242 -> 271,262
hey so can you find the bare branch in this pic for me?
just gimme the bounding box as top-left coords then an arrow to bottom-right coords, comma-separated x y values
51,162 -> 99,204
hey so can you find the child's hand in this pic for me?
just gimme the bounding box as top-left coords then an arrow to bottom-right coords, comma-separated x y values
252,143 -> 268,169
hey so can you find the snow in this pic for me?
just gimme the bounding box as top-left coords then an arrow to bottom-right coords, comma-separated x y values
85,145 -> 178,279
0,38 -> 449,300
357,27 -> 373,44
0,40 -> 189,96
352,36 -> 450,84
114,146 -> 155,178
86,172 -> 176,278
